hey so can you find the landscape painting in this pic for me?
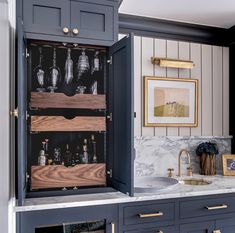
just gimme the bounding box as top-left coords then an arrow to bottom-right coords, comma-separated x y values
144,76 -> 198,127
154,87 -> 189,117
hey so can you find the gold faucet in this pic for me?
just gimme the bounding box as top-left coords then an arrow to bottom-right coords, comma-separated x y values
178,149 -> 192,177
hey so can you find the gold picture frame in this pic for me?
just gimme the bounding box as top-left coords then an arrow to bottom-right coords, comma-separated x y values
222,154 -> 235,176
144,76 -> 198,127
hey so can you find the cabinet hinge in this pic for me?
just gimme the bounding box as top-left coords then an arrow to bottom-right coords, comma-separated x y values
107,113 -> 113,122
10,108 -> 18,118
107,56 -> 112,65
26,48 -> 29,58
107,169 -> 112,178
26,172 -> 30,184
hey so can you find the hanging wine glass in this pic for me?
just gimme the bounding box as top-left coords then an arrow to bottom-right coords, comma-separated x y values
77,48 -> 90,79
64,48 -> 74,85
48,48 -> 61,93
33,47 -> 46,92
91,50 -> 102,75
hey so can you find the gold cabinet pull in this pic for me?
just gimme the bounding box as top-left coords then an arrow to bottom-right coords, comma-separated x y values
138,212 -> 163,218
72,28 -> 79,35
62,27 -> 70,34
205,204 -> 228,210
156,231 -> 163,233
213,230 -> 221,233
111,222 -> 115,233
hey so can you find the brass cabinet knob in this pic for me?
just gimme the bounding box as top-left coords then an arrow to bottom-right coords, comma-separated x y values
72,28 -> 79,35
156,231 -> 163,233
62,27 -> 69,34
213,230 -> 221,233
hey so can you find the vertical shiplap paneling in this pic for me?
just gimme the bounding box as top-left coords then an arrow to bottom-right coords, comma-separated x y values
142,37 -> 155,136
134,36 -> 142,137
212,46 -> 223,136
154,39 -> 167,136
178,42 -> 191,136
166,40 -> 179,136
190,43 -> 202,136
201,45 -> 213,135
223,47 -> 230,136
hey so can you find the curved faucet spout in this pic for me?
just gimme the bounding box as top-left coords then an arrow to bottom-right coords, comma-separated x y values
178,149 -> 191,177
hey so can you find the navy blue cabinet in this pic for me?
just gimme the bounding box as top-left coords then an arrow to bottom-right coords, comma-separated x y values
17,205 -> 118,233
22,0 -> 118,46
16,0 -> 133,203
216,217 -> 235,233
180,221 -> 214,233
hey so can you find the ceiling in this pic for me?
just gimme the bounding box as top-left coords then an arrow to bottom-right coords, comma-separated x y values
119,0 -> 235,29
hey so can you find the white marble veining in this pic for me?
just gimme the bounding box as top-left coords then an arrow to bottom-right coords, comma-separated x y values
134,136 -> 232,180
15,175 -> 235,212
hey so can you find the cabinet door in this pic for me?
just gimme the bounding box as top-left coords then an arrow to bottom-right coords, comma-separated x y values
180,221 -> 214,233
17,18 -> 27,206
216,217 -> 235,233
18,205 -> 118,233
71,1 -> 115,42
107,35 -> 134,196
23,0 -> 70,36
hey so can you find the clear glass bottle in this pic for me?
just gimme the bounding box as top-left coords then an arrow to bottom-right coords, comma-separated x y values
33,47 -> 46,92
91,51 -> 102,75
64,144 -> 72,167
64,48 -> 74,85
53,147 -> 61,165
80,139 -> 89,164
38,141 -> 46,166
48,48 -> 61,93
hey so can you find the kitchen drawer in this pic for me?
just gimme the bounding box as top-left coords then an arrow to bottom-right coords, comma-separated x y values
180,196 -> 235,219
123,202 -> 175,226
124,225 -> 177,233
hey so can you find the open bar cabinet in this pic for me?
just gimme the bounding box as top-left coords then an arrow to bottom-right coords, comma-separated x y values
17,18 -> 134,205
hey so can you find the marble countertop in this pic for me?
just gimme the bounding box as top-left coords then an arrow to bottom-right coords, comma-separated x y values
15,175 -> 235,212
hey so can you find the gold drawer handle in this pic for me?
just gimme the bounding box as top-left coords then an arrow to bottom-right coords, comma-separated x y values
156,231 -> 163,233
205,204 -> 228,210
213,230 -> 221,233
138,212 -> 163,218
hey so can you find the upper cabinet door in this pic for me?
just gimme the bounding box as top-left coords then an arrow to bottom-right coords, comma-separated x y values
17,18 -> 27,206
23,0 -> 70,36
71,1 -> 115,42
107,35 -> 134,196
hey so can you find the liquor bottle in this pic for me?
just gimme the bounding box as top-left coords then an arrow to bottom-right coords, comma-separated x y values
38,141 -> 46,166
64,144 -> 72,166
74,145 -> 81,165
81,139 -> 89,164
48,48 -> 61,93
64,48 -> 74,85
53,147 -> 61,165
90,134 -> 97,163
33,47 -> 46,92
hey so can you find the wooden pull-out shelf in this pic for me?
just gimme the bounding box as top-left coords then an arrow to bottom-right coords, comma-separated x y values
31,163 -> 106,190
30,92 -> 106,109
31,116 -> 106,132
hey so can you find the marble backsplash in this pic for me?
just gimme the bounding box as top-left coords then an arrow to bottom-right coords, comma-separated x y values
134,136 -> 232,179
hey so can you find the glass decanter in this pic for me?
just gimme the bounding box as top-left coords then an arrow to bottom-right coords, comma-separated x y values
33,47 -> 46,92
77,48 -> 90,79
48,48 -> 61,93
64,48 -> 74,85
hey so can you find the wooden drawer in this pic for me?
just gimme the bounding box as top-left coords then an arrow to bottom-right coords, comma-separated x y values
30,116 -> 106,132
30,92 -> 106,109
180,196 -> 235,219
124,225 -> 177,233
31,163 -> 106,190
123,202 -> 175,226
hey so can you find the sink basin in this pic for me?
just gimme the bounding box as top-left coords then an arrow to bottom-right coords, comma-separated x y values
134,176 -> 179,193
179,178 -> 212,185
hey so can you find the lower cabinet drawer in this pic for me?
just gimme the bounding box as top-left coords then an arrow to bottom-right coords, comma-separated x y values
180,196 -> 235,219
124,225 -> 177,233
123,202 -> 175,226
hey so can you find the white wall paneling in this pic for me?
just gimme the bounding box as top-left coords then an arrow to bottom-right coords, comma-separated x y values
134,36 -> 229,137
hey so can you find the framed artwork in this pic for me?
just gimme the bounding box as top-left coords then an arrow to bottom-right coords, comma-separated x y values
222,154 -> 235,176
144,76 -> 198,127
